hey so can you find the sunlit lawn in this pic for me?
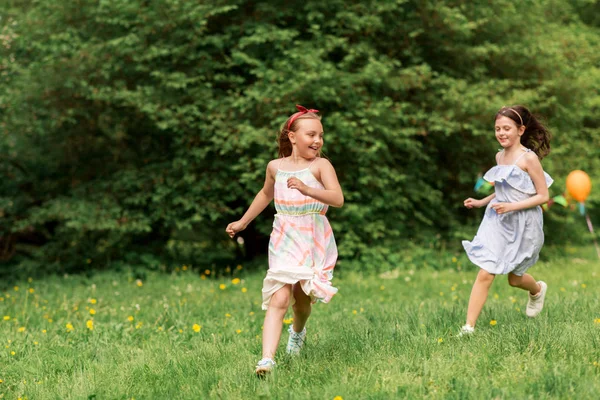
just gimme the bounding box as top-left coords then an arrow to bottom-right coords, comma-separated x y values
1,248 -> 599,399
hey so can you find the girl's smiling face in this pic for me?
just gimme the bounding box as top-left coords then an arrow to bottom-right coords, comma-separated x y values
289,118 -> 323,158
495,116 -> 524,148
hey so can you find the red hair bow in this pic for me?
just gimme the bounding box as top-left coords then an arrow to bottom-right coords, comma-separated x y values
287,104 -> 319,130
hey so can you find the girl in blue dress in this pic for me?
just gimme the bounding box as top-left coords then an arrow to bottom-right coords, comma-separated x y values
460,105 -> 553,335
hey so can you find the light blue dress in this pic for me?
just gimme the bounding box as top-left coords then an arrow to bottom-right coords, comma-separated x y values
462,149 -> 553,276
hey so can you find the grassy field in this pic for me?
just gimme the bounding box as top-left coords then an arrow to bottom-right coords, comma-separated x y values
1,248 -> 599,399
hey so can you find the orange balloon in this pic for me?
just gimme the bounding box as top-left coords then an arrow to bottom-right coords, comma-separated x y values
566,170 -> 592,202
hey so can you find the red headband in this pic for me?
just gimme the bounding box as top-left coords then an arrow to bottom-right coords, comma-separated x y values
287,104 -> 319,130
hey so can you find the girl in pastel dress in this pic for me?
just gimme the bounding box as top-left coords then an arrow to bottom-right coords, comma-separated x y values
226,105 -> 344,375
460,105 -> 552,335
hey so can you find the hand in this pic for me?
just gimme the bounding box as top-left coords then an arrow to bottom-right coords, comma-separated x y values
491,202 -> 514,215
225,220 -> 247,238
464,198 -> 483,209
287,177 -> 309,195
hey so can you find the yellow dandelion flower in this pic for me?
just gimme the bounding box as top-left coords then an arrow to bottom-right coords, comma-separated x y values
89,309 -> 96,315
65,323 -> 74,332
178,329 -> 183,333
0,297 -> 3,301
204,269 -> 210,275
34,341 -> 38,345
90,299 -> 97,304
236,265 -> 243,270
493,293 -> 499,299
192,324 -> 201,332
135,322 -> 142,329
182,265 -> 188,271
219,284 -> 226,290
42,329 -> 47,334
201,275 -> 207,280
452,257 -> 457,263
360,308 -> 364,312
135,279 -> 143,287
437,338 -> 443,343
13,286 -> 18,291
236,329 -> 242,334
17,327 -> 25,333
241,287 -> 248,293
10,351 -> 15,356
231,278 -> 241,285
249,311 -> 254,316
490,320 -> 497,326
3,316 -> 10,321
352,310 -> 357,315
380,285 -> 385,290
28,288 -> 34,294
225,313 -> 231,318
594,318 -> 600,324
581,284 -> 587,289
127,316 -> 134,322
86,320 -> 94,330
283,318 -> 293,324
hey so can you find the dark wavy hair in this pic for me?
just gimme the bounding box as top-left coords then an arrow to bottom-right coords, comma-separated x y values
495,105 -> 551,159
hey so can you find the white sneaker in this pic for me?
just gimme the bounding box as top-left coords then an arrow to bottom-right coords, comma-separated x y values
526,281 -> 547,318
458,324 -> 475,337
286,325 -> 306,355
255,358 -> 276,377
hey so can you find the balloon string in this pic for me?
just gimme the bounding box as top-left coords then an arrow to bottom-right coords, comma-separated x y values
585,213 -> 600,260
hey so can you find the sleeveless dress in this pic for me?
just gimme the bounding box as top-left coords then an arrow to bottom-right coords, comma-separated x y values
462,149 -> 553,276
261,159 -> 338,310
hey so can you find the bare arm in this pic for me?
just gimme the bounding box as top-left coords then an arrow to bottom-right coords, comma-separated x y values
510,153 -> 549,211
225,161 -> 276,238
491,153 -> 550,214
287,159 -> 344,207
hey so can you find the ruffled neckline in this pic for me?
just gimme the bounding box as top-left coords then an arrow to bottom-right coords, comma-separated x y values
484,164 -> 553,194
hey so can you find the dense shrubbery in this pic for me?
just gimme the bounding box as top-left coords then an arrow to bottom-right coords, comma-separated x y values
0,0 -> 599,275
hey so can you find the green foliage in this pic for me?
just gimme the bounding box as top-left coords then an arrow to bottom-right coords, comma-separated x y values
0,0 -> 599,273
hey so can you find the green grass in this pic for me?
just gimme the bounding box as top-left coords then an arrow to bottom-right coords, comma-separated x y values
1,249 -> 600,399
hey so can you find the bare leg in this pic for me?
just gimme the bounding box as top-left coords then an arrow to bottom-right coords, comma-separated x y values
508,273 -> 541,295
262,285 -> 292,359
466,269 -> 496,327
292,283 -> 312,333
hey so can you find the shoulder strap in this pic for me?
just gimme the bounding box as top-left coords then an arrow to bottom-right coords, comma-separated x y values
277,157 -> 285,170
513,149 -> 530,165
307,157 -> 319,169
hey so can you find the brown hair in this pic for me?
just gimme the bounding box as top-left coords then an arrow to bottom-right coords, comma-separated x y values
496,105 -> 552,159
277,112 -> 321,158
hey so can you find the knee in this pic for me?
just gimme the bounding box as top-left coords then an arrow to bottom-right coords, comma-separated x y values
270,291 -> 291,310
476,270 -> 495,284
508,275 -> 522,287
293,300 -> 311,315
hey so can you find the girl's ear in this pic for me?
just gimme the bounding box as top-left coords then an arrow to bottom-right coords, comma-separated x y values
288,131 -> 296,144
518,125 -> 526,136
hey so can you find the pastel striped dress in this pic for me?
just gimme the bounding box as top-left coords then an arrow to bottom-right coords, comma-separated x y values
262,159 -> 338,310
